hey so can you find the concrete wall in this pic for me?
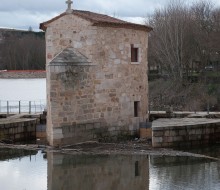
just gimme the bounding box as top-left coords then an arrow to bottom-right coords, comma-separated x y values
45,14 -> 149,145
48,153 -> 149,190
152,122 -> 220,148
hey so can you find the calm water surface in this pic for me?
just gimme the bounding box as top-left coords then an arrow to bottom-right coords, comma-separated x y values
0,79 -> 46,101
0,149 -> 47,190
0,146 -> 219,190
0,79 -> 46,113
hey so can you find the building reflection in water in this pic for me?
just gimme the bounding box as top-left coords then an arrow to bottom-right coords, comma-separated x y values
47,153 -> 149,190
149,155 -> 220,190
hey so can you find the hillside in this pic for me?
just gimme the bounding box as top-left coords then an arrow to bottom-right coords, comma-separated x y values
0,28 -> 45,70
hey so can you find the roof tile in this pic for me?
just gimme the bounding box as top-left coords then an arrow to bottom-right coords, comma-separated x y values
40,10 -> 152,32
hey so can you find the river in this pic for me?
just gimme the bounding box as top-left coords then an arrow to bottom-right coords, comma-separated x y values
0,146 -> 219,190
0,79 -> 46,113
0,79 -> 46,101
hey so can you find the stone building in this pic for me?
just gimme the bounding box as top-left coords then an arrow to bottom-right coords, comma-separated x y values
40,1 -> 152,146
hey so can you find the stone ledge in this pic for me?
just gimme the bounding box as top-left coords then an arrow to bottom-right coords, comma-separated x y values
152,118 -> 220,148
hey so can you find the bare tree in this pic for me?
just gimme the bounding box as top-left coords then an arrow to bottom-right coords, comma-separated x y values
147,0 -> 197,81
0,31 -> 45,70
147,0 -> 220,81
147,0 -> 220,111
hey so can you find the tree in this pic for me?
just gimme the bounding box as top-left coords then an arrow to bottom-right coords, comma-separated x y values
0,31 -> 45,70
147,0 -> 220,111
192,1 -> 220,68
147,0 -> 220,82
147,1 -> 197,81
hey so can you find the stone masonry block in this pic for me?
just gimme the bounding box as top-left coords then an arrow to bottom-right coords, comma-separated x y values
202,134 -> 210,140
191,141 -> 201,146
173,136 -> 183,142
179,141 -> 192,147
153,137 -> 163,143
53,128 -> 63,139
178,129 -> 187,136
215,126 -> 220,133
195,128 -> 203,135
163,136 -> 173,143
189,134 -> 201,141
210,127 -> 215,133
153,131 -> 164,137
152,141 -> 162,148
86,123 -> 94,130
169,130 -> 178,136
188,129 -> 196,135
205,127 -> 211,133
108,127 -> 116,132
93,122 -> 101,129
161,142 -> 172,147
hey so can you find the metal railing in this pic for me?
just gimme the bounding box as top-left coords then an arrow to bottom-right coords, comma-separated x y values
0,100 -> 46,114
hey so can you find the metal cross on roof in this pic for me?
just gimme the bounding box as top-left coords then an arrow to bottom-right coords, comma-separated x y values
66,0 -> 73,13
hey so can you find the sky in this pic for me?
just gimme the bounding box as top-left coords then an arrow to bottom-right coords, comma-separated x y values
0,0 -> 220,31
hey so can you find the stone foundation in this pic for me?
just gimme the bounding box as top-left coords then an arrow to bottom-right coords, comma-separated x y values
53,122 -> 138,145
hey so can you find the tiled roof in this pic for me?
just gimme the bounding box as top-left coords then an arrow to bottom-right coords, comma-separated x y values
40,10 -> 152,32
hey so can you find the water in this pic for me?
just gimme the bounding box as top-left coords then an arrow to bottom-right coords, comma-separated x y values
149,156 -> 220,190
0,79 -> 46,101
0,146 -> 219,190
0,148 -> 47,190
0,79 -> 46,113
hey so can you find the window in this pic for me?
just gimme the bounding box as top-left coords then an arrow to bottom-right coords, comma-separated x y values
135,161 -> 140,177
134,101 -> 140,117
131,44 -> 139,62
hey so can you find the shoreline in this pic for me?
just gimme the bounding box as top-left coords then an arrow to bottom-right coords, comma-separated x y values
0,141 -> 219,161
0,70 -> 46,79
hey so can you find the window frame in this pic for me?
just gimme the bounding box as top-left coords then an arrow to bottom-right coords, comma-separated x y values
130,44 -> 140,64
134,101 -> 140,117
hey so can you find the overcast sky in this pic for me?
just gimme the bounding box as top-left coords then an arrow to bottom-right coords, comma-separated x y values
0,0 -> 220,31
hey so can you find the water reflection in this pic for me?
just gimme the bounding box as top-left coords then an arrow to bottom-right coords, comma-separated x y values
0,148 -> 37,161
150,155 -> 220,190
0,146 -> 220,190
0,148 -> 47,190
47,153 -> 149,190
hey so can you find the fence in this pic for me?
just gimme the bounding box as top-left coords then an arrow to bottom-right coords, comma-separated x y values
0,100 -> 46,114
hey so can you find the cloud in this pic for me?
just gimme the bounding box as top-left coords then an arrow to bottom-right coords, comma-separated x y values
0,0 -> 165,30
0,0 -> 162,17
76,0 -> 167,17
0,0 -> 64,12
0,11 -> 57,30
0,0 -> 219,30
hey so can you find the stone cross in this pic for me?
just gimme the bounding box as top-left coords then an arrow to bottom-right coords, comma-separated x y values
66,0 -> 73,13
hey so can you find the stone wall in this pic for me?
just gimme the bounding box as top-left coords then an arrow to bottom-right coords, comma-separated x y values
45,14 -> 149,145
0,119 -> 37,142
152,121 -> 220,148
48,153 -> 149,190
